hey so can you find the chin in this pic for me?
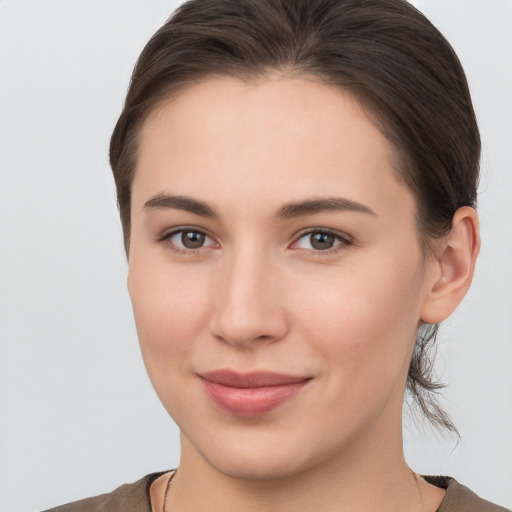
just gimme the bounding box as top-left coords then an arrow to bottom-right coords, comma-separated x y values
184,424 -> 337,483
201,450 -> 308,481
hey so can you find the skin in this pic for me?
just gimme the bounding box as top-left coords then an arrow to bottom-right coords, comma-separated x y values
128,76 -> 479,512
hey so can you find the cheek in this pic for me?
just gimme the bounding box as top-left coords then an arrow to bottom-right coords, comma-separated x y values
128,261 -> 211,375
295,256 -> 423,389
127,262 -> 218,424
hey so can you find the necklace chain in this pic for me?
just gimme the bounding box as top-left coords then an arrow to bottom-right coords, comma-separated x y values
163,470 -> 175,512
162,470 -> 427,512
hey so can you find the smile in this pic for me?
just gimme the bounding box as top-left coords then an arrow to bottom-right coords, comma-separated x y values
199,370 -> 311,416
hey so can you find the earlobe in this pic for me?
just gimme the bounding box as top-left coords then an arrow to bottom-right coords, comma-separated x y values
420,206 -> 480,324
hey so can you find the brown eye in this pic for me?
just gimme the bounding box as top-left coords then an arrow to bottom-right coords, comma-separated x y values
310,232 -> 336,250
294,230 -> 348,252
181,231 -> 205,249
167,229 -> 216,251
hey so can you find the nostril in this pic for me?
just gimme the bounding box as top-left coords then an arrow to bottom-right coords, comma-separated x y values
210,314 -> 289,348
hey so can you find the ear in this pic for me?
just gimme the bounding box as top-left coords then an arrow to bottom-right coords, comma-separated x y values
420,206 -> 480,324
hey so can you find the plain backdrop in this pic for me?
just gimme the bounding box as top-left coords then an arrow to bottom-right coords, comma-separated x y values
0,1 -> 511,511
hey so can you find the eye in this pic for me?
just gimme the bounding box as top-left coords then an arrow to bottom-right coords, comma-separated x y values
164,229 -> 217,252
293,229 -> 350,252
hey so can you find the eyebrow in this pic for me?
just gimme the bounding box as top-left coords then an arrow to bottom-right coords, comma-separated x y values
143,193 -> 376,219
276,197 -> 376,219
144,194 -> 219,218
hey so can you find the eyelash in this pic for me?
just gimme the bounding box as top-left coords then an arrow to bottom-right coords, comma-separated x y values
157,227 -> 217,255
292,228 -> 353,255
157,227 -> 352,256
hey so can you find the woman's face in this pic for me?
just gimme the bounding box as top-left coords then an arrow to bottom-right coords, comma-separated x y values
128,76 -> 433,479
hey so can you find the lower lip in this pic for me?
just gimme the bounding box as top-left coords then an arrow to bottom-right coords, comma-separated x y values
201,379 -> 309,416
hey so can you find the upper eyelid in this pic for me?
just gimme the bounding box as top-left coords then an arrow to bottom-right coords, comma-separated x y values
293,227 -> 353,242
158,225 -> 214,241
158,227 -> 218,254
289,228 -> 354,255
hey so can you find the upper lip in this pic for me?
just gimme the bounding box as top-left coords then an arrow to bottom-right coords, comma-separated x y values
199,370 -> 311,388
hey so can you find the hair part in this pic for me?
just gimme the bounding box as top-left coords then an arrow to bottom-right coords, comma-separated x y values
110,0 -> 480,432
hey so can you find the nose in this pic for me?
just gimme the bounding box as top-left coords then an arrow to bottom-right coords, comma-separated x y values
209,247 -> 289,348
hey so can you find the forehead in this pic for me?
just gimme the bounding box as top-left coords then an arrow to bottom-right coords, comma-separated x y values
134,76 -> 415,221
141,75 -> 383,162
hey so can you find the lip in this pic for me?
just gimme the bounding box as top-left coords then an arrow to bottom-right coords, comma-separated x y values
199,370 -> 311,416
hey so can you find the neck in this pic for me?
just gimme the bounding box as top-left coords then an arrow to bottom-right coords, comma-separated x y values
165,422 -> 444,512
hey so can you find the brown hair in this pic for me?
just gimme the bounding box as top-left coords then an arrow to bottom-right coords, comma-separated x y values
110,0 -> 480,432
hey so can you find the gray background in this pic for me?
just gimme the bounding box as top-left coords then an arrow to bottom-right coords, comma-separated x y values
0,1 -> 511,511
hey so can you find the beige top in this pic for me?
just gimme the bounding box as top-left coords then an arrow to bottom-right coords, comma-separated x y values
43,471 -> 510,512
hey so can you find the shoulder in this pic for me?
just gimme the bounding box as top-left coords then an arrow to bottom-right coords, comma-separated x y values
41,472 -> 167,512
425,476 -> 511,512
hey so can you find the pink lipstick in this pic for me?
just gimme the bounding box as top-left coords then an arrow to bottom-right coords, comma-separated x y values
199,370 -> 310,416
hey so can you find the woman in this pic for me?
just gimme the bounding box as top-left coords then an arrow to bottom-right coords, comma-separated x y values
43,0 -> 508,511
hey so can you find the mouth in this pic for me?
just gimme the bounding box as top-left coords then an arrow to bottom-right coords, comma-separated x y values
198,370 -> 311,416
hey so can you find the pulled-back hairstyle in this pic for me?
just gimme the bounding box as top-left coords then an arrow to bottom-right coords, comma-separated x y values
110,0 -> 480,433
